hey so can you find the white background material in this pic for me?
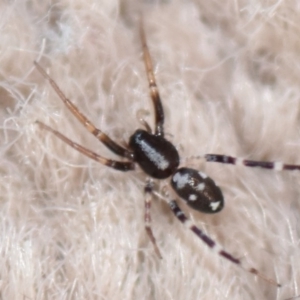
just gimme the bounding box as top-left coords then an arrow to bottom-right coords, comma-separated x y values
0,0 -> 300,299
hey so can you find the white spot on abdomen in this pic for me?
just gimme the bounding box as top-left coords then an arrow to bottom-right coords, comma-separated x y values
210,201 -> 221,211
189,194 -> 197,201
196,183 -> 205,191
172,172 -> 189,189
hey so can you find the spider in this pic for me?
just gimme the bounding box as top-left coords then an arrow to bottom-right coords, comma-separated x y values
33,19 -> 291,287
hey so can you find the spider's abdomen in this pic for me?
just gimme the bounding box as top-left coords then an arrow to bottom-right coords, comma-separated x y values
129,129 -> 179,179
171,167 -> 224,213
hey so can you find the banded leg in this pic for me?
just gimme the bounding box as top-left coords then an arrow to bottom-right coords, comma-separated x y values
36,121 -> 134,171
144,180 -> 162,259
205,154 -> 300,171
167,198 -> 280,287
34,61 -> 133,160
140,18 -> 164,137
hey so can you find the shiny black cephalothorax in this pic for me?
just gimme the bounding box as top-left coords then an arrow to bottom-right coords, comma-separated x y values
129,129 -> 179,179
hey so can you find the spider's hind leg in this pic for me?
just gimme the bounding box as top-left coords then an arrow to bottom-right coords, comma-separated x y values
144,179 -> 162,259
166,195 -> 280,287
205,154 -> 300,171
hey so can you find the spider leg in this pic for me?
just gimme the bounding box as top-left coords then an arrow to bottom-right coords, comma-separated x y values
140,18 -> 164,137
167,198 -> 280,287
36,121 -> 134,171
34,61 -> 133,160
205,154 -> 300,171
136,109 -> 152,134
144,180 -> 162,259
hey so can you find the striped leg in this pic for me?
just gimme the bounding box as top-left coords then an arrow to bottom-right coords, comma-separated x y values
144,180 -> 162,259
34,61 -> 133,160
140,18 -> 164,137
36,121 -> 134,172
168,199 -> 280,287
205,154 -> 300,171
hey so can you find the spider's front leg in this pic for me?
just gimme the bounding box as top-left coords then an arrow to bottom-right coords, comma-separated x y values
36,121 -> 135,172
140,18 -> 164,137
34,61 -> 133,160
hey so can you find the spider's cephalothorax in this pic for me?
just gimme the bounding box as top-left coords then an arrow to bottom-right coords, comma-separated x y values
34,18 -> 283,287
129,129 -> 180,179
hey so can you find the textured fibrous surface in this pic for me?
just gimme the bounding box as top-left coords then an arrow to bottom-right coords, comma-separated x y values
0,1 -> 300,299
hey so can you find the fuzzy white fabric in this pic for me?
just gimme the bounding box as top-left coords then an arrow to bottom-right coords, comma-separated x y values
0,1 -> 300,299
